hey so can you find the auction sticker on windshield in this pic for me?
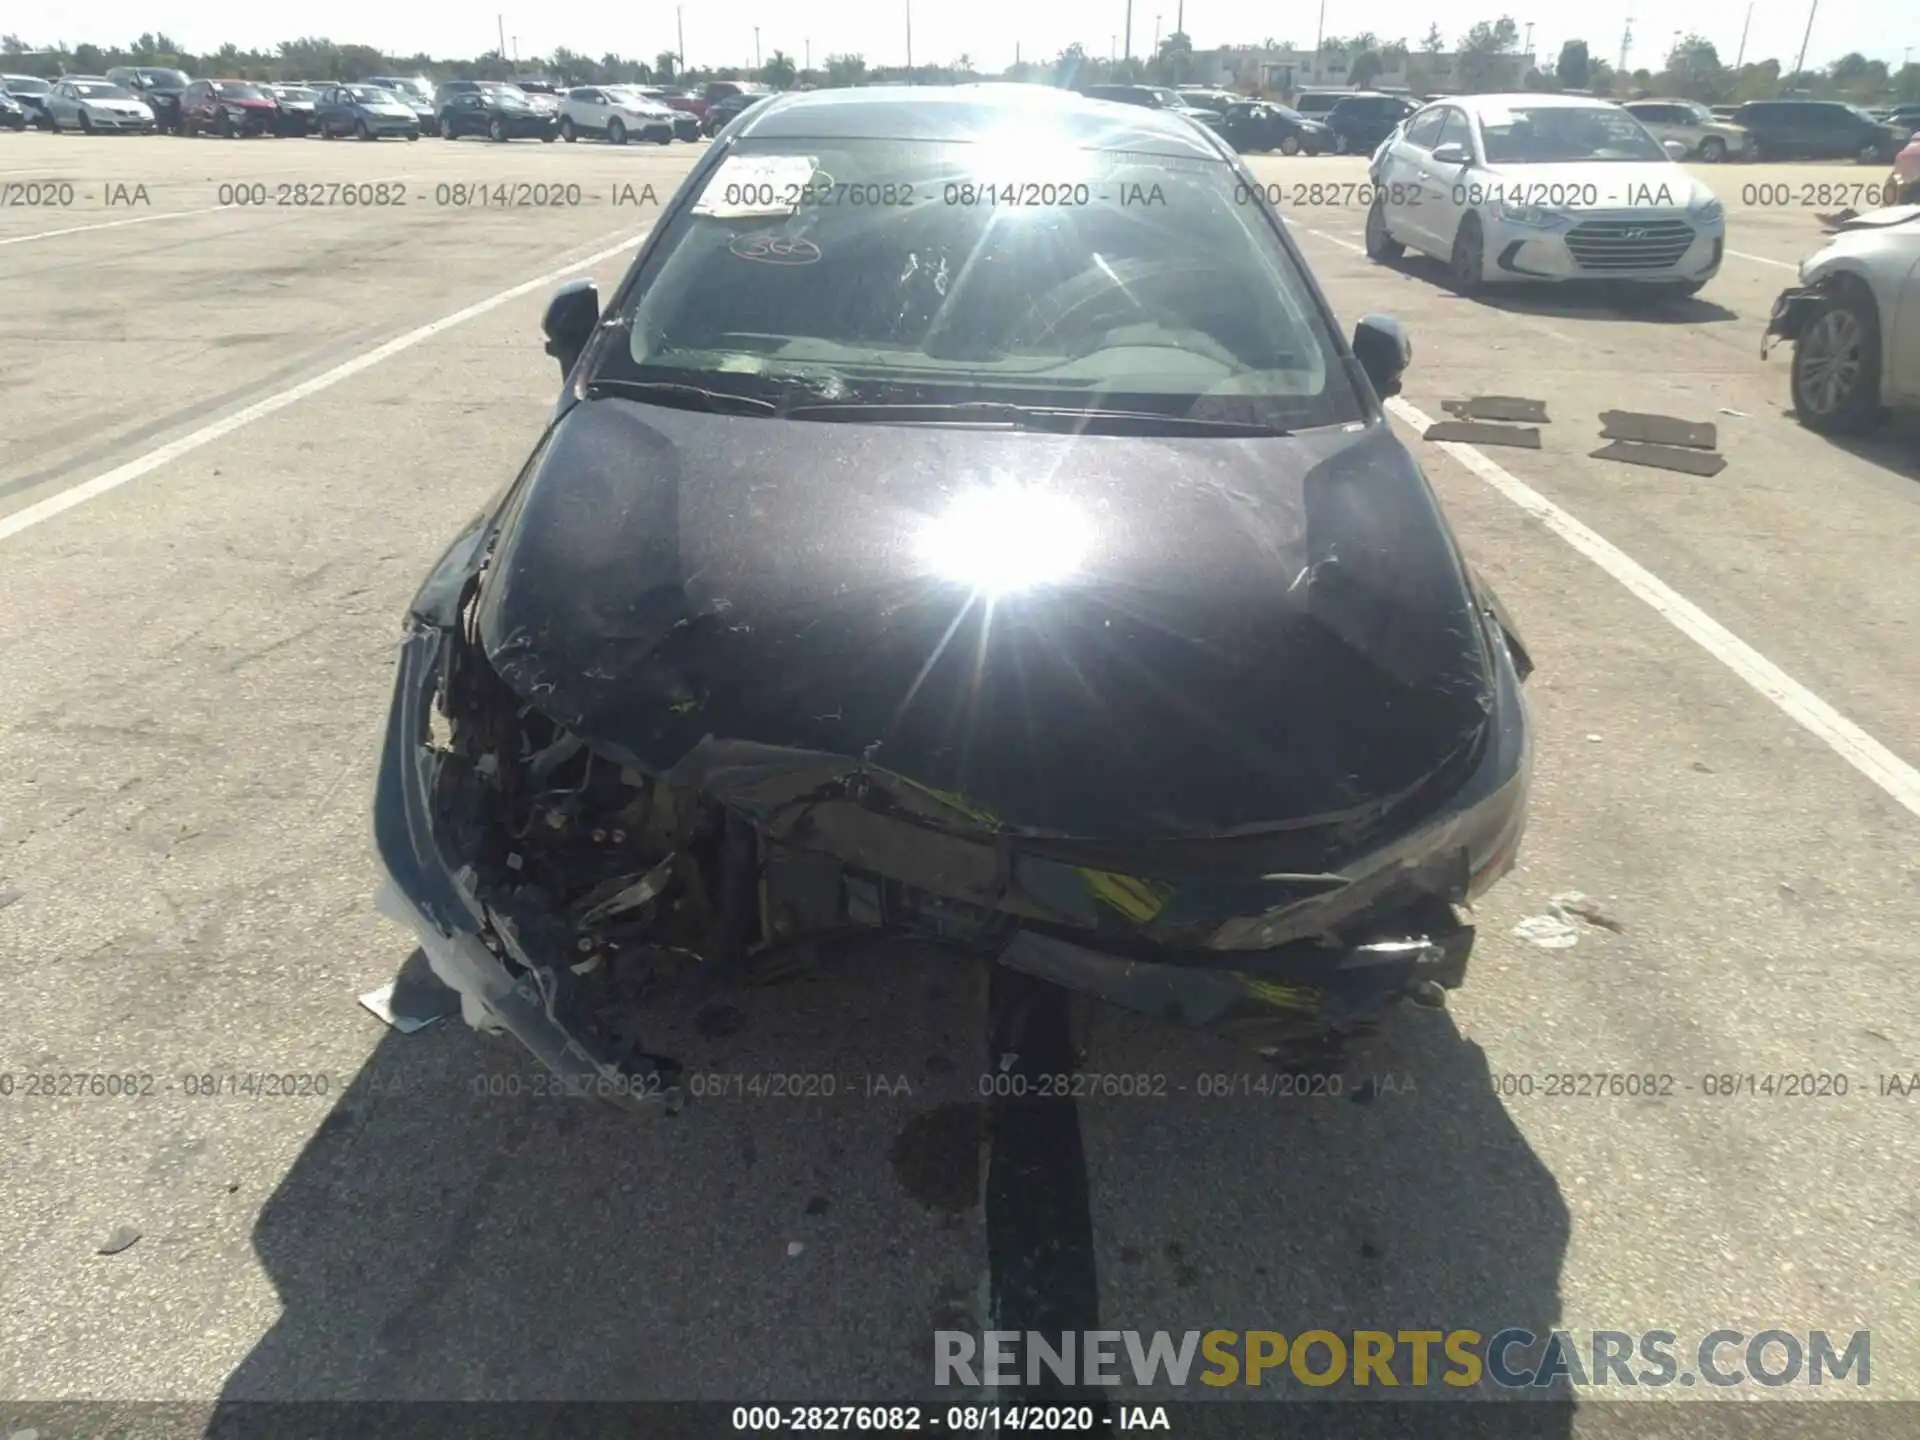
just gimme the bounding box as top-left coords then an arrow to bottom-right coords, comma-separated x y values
693,154 -> 821,219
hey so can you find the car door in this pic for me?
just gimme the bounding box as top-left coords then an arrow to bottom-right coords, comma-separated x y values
1628,104 -> 1676,148
46,82 -> 74,128
1388,106 -> 1457,251
1374,105 -> 1441,245
452,93 -> 485,137
1887,252 -> 1920,405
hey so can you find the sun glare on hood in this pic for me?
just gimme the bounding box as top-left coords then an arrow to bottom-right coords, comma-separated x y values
915,482 -> 1092,596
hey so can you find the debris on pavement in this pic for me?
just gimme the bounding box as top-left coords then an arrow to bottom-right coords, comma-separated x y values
357,978 -> 458,1034
1514,891 -> 1626,948
787,1240 -> 806,1258
0,888 -> 19,912
1590,441 -> 1728,477
1513,914 -> 1582,949
96,1225 -> 141,1256
1551,891 -> 1626,934
1718,408 -> 1749,418
1443,395 -> 1551,424
1598,411 -> 1717,450
1423,420 -> 1543,448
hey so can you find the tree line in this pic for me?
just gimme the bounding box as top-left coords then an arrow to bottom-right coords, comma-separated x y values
3,26 -> 1915,104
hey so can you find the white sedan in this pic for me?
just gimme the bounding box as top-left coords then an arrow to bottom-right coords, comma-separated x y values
557,85 -> 675,145
1365,93 -> 1725,302
1764,207 -> 1920,432
44,78 -> 154,133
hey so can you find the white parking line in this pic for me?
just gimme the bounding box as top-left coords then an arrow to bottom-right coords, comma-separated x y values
0,225 -> 651,544
0,206 -> 222,247
1725,248 -> 1797,270
1389,397 -> 1920,820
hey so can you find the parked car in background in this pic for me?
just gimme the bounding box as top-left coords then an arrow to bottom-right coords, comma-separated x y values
1765,206 -> 1920,432
1708,105 -> 1740,122
691,79 -> 771,120
1730,100 -> 1909,163
269,85 -> 318,136
1623,99 -> 1751,162
1366,94 -> 1724,301
701,90 -> 773,137
513,78 -> 563,113
315,83 -> 420,140
564,86 -> 676,144
1291,89 -> 1348,119
45,78 -> 155,133
179,79 -> 280,137
367,76 -> 436,107
1217,99 -> 1329,155
632,86 -> 702,139
438,83 -> 558,141
1878,105 -> 1920,139
0,84 -> 27,130
1175,87 -> 1244,114
1322,92 -> 1420,155
1079,83 -> 1223,130
0,74 -> 54,128
105,66 -> 190,133
363,77 -> 434,132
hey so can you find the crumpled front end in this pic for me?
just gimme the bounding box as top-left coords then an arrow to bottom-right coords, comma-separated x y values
373,536 -> 1530,1105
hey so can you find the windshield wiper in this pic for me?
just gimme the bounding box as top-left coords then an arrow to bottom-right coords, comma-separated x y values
582,377 -> 778,416
782,400 -> 1293,436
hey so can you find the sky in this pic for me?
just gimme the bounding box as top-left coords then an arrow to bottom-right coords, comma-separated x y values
5,1 -> 1912,76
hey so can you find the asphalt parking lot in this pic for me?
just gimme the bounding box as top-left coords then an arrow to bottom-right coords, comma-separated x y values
2,129 -> 1918,1428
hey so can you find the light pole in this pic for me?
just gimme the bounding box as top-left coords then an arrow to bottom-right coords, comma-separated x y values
906,0 -> 913,69
1735,3 -> 1753,68
1791,0 -> 1818,83
1313,0 -> 1326,82
497,14 -> 506,61
754,28 -> 761,69
1124,1 -> 1133,61
677,6 -> 685,71
1155,15 -> 1162,54
1523,21 -> 1534,64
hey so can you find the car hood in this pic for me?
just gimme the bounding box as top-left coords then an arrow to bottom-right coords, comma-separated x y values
1482,160 -> 1709,209
467,396 -> 1495,841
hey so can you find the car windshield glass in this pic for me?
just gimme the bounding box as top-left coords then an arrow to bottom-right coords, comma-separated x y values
1478,105 -> 1665,162
1681,102 -> 1712,122
1274,106 -> 1307,122
1844,105 -> 1877,122
347,86 -> 394,103
277,87 -> 315,100
213,83 -> 266,99
482,86 -> 528,106
140,69 -> 189,87
600,135 -> 1361,431
5,77 -> 51,94
75,83 -> 135,98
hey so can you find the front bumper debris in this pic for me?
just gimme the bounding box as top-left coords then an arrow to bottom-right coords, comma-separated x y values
373,571 -> 1529,1105
1762,285 -> 1824,358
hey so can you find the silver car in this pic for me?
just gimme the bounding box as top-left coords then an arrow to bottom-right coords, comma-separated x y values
45,78 -> 155,133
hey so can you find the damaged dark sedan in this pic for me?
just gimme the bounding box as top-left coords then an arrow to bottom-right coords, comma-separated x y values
373,84 -> 1535,1109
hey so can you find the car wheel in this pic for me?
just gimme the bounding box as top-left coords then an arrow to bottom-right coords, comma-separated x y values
79,113 -> 93,135
560,117 -> 576,141
608,118 -> 626,145
356,119 -> 374,142
654,129 -> 672,145
1364,196 -> 1405,261
1790,283 -> 1883,434
1333,131 -> 1350,155
1698,136 -> 1726,162
489,116 -> 506,142
1279,133 -> 1300,155
440,117 -> 455,140
406,130 -> 418,141
215,111 -> 232,138
1898,180 -> 1920,206
1448,212 -> 1486,295
1856,140 -> 1886,165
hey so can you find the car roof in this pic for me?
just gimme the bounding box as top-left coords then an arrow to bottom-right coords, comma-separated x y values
726,84 -> 1224,159
1451,92 -> 1626,112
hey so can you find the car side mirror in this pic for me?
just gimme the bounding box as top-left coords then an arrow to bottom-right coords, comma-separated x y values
1351,314 -> 1411,399
1662,138 -> 1688,160
1430,141 -> 1470,166
543,279 -> 600,378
